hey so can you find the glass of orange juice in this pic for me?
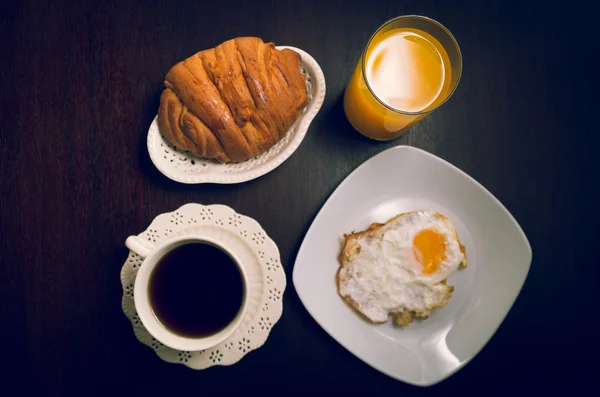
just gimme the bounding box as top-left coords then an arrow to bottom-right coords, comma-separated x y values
344,15 -> 462,140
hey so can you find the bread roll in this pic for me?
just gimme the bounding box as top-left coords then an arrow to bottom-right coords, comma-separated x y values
157,37 -> 308,163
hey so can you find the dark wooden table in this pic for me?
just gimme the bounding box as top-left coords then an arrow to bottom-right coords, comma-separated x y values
1,0 -> 597,394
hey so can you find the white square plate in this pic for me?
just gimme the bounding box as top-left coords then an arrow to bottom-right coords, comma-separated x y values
292,146 -> 531,386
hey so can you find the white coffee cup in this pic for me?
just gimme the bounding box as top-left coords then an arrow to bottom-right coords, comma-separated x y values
125,234 -> 249,351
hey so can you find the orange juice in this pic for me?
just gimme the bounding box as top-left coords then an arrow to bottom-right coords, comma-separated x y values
344,20 -> 460,140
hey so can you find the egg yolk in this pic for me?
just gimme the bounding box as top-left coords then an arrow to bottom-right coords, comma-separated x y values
413,229 -> 447,274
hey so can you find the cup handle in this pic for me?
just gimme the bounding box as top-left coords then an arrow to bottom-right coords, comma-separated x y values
125,236 -> 155,258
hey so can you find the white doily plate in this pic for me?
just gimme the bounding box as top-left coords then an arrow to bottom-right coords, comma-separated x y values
120,203 -> 286,369
147,46 -> 326,184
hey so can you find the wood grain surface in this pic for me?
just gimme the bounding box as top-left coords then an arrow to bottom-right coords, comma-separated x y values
1,0 -> 597,394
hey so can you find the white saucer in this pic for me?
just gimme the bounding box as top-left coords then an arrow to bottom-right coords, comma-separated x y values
120,203 -> 286,369
293,146 -> 532,386
147,46 -> 326,184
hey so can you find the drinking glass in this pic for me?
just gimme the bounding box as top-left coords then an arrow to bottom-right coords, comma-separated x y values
344,15 -> 462,140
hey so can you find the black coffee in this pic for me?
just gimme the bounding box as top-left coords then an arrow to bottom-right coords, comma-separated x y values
148,243 -> 244,338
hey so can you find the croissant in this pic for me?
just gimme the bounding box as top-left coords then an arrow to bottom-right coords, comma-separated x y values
157,37 -> 308,163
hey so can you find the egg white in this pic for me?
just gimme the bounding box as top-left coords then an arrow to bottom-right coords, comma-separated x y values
338,211 -> 465,323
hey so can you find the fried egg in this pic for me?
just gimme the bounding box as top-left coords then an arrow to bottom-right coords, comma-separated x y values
337,210 -> 467,325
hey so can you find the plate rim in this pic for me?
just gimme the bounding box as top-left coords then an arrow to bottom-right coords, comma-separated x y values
292,145 -> 532,386
147,46 -> 326,184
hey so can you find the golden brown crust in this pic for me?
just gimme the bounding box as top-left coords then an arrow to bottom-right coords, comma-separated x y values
157,37 -> 308,163
337,212 -> 465,326
459,242 -> 468,269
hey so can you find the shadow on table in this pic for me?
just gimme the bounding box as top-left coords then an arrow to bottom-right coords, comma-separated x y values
309,91 -> 405,180
315,91 -> 379,150
136,120 -> 182,190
